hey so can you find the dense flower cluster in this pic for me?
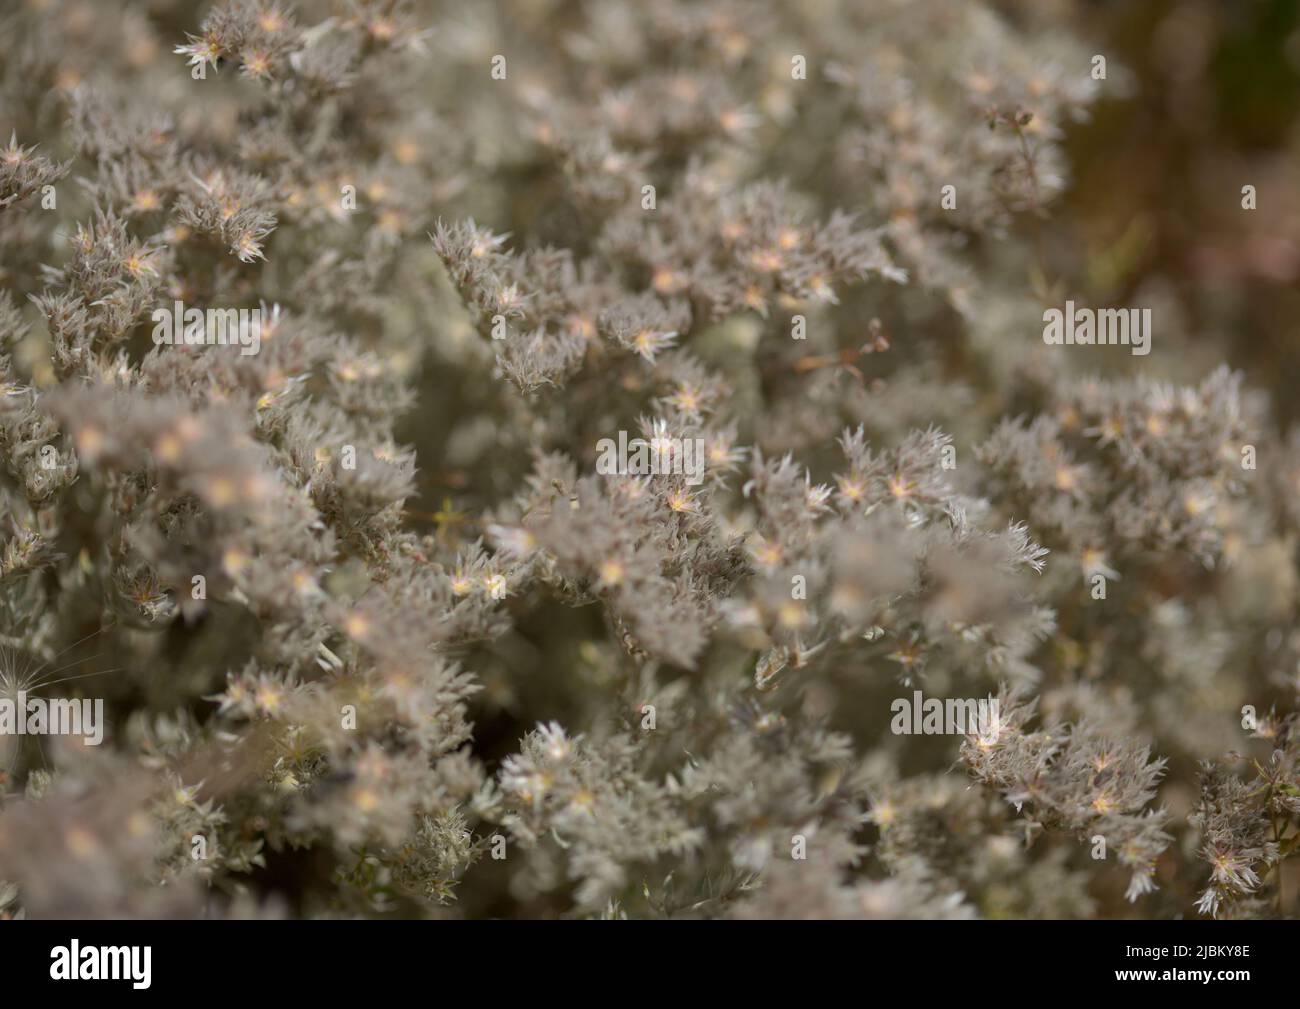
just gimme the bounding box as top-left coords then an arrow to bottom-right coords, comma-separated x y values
0,0 -> 1296,920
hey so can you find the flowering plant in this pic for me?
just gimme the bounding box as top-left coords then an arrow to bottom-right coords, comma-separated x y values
0,0 -> 1297,921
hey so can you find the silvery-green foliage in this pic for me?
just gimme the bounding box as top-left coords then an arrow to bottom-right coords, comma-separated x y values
0,0 -> 1295,921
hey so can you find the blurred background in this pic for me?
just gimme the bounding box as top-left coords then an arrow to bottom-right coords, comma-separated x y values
1042,0 -> 1300,420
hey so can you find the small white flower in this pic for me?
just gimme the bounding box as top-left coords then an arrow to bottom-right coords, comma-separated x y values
804,473 -> 833,513
174,35 -> 222,73
537,721 -> 572,762
487,524 -> 537,559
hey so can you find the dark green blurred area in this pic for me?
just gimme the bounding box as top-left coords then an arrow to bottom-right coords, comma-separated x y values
1044,0 -> 1300,424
